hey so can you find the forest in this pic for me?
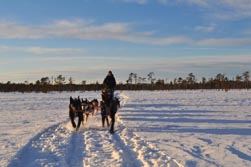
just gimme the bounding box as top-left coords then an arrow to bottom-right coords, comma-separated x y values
0,71 -> 250,92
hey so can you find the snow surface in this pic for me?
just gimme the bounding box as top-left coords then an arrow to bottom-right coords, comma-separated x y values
1,90 -> 251,167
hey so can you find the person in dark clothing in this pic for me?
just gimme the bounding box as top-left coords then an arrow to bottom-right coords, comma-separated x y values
102,70 -> 116,104
103,70 -> 116,90
101,71 -> 118,134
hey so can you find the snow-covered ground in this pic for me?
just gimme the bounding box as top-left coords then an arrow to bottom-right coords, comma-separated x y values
1,90 -> 251,167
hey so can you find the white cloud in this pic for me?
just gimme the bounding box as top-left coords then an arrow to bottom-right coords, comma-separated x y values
195,24 -> 216,32
0,45 -> 85,55
156,0 -> 167,5
26,47 -> 85,55
219,0 -> 251,11
156,0 -> 251,20
1,19 -> 251,47
243,30 -> 251,35
0,21 -> 42,39
120,0 -> 147,4
33,56 -> 87,63
0,19 -> 191,45
186,0 -> 208,6
197,38 -> 251,46
140,0 -> 209,6
116,0 -> 251,19
112,34 -> 192,45
118,0 -> 251,20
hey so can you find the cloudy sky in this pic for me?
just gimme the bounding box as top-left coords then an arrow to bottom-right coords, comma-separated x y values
0,0 -> 251,83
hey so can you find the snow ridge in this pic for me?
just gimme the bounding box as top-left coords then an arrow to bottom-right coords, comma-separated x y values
7,123 -> 71,167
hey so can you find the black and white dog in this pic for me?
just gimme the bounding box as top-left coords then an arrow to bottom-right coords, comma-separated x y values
69,96 -> 83,131
81,98 -> 94,124
91,98 -> 99,114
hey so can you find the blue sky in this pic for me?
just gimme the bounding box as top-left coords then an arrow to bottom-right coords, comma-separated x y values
0,0 -> 251,84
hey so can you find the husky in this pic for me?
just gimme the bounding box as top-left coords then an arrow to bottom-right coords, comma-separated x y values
69,96 -> 83,131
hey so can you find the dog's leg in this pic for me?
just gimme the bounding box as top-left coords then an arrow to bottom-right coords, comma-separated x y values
110,101 -> 118,133
76,111 -> 83,131
106,116 -> 110,127
92,110 -> 94,116
85,113 -> 89,123
82,113 -> 85,125
109,113 -> 115,133
69,111 -> 76,128
102,115 -> 105,127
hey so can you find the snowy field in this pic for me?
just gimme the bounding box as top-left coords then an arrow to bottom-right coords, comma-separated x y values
1,90 -> 251,167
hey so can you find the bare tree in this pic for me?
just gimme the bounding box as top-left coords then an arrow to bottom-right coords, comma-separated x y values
147,72 -> 155,84
202,77 -> 206,84
68,77 -> 74,84
81,80 -> 86,85
35,80 -> 40,85
187,73 -> 196,84
236,75 -> 242,82
242,71 -> 250,89
54,75 -> 66,85
215,73 -> 225,82
243,71 -> 249,82
133,73 -> 137,84
40,77 -> 50,85
127,73 -> 134,84
138,77 -> 143,84
177,77 -> 183,84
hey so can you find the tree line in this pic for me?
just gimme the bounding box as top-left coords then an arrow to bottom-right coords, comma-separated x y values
0,71 -> 250,92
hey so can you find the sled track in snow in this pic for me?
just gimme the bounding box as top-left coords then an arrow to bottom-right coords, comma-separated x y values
7,120 -> 183,167
7,94 -> 183,167
7,122 -> 71,167
65,132 -> 85,167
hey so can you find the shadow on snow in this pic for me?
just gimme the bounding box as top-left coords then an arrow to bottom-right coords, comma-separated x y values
7,122 -> 85,167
